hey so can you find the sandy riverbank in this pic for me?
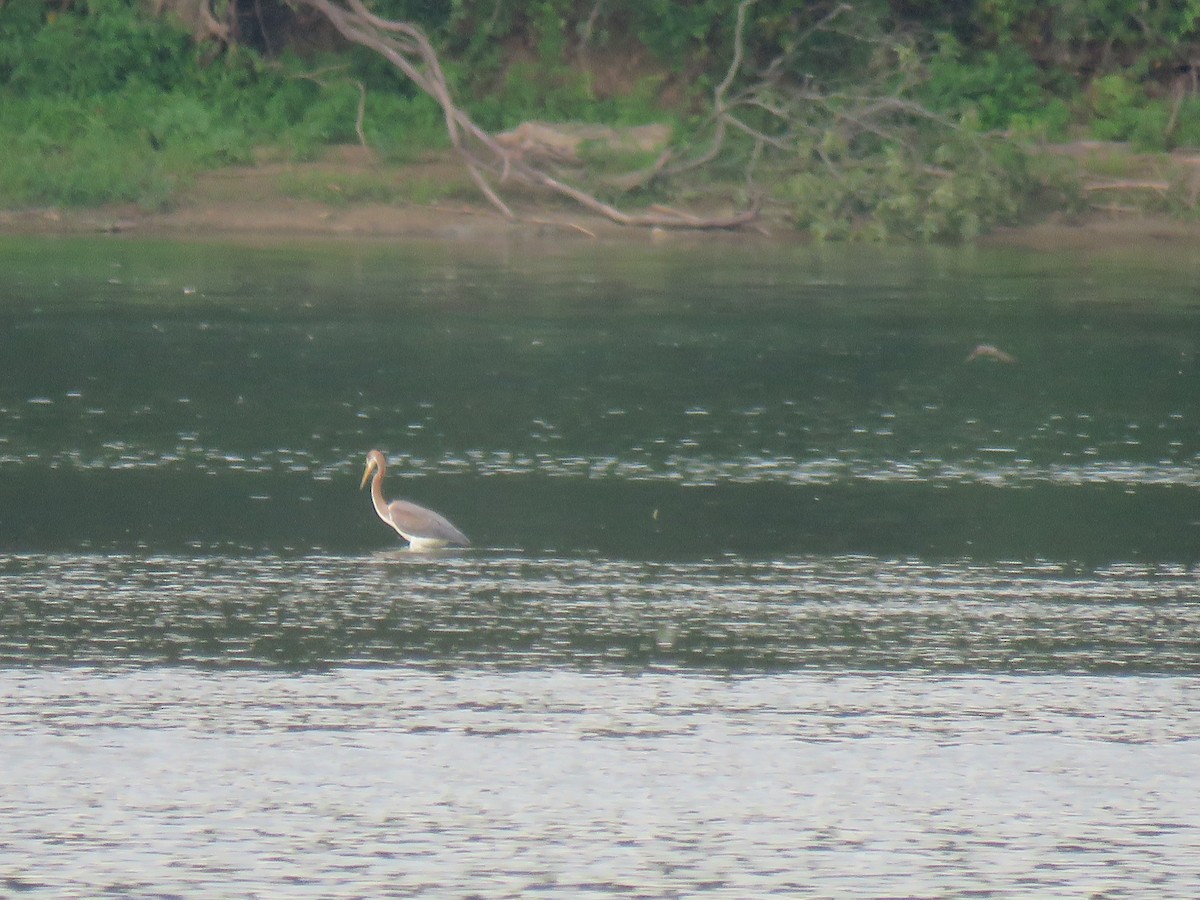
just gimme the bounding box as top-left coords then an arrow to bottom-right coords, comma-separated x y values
3,146 -> 1200,252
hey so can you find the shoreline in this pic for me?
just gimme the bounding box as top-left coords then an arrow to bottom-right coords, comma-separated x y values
7,201 -> 1200,253
3,151 -> 1200,252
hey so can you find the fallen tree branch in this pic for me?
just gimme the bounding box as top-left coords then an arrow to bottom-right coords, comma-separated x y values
283,63 -> 371,151
1084,179 -> 1171,194
297,0 -> 757,230
152,0 -> 231,43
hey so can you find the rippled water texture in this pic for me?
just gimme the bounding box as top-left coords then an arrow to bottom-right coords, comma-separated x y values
2,235 -> 1199,896
3,668 -> 1199,897
2,553 -> 1199,672
2,237 -> 1198,559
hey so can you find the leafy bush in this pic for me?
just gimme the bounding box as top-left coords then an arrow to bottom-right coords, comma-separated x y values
1089,74 -> 1143,142
2,0 -> 193,97
920,34 -> 1056,133
0,102 -> 178,209
1084,74 -> 1193,151
0,0 -> 451,207
0,0 -> 1193,235
967,0 -> 1200,80
778,119 -> 1070,243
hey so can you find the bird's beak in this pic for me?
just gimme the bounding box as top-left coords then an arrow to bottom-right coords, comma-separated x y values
359,459 -> 374,490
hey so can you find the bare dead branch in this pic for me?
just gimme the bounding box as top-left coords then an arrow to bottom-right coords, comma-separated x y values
281,63 -> 370,151
527,218 -> 599,239
657,0 -> 759,180
297,0 -> 757,230
724,115 -> 795,152
1084,179 -> 1170,194
715,0 -> 755,103
352,80 -> 368,148
152,0 -> 231,43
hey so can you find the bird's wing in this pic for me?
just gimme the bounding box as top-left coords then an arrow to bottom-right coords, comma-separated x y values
387,499 -> 470,546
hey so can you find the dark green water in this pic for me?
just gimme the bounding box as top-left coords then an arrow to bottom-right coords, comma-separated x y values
2,236 -> 1198,561
1,235 -> 1198,896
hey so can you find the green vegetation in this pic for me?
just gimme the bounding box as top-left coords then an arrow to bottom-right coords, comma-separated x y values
0,0 -> 448,208
2,0 -> 1199,238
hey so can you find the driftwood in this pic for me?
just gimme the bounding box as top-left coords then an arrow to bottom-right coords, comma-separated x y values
297,0 -> 760,230
151,0 -> 231,43
1084,179 -> 1171,195
495,122 -> 672,167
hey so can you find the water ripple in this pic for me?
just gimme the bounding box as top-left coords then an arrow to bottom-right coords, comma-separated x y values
1,553 -> 1197,672
0,667 -> 1197,897
2,445 -> 1198,489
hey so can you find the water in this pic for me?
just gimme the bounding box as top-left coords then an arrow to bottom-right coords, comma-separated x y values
3,668 -> 1196,897
3,553 -> 1199,672
1,234 -> 1199,895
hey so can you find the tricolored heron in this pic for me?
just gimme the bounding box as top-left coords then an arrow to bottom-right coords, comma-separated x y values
359,449 -> 470,550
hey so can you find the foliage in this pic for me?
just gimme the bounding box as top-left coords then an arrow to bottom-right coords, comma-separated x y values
2,0 -> 1199,234
0,97 -> 179,209
0,0 -> 448,206
965,0 -> 1200,78
919,34 -> 1056,134
1083,73 -> 1200,151
1,0 -> 192,96
778,117 -> 1066,242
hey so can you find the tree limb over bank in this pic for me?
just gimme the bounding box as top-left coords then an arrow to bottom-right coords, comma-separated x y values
296,0 -> 759,230
151,0 -> 231,45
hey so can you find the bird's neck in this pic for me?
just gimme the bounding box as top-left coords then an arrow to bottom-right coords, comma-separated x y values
370,469 -> 391,523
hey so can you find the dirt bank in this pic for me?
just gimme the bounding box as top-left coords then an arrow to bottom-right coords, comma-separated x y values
3,145 -> 1200,251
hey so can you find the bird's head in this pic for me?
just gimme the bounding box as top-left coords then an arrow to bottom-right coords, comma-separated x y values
360,449 -> 385,490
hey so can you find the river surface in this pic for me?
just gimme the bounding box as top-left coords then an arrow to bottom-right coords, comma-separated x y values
1,234 -> 1198,896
